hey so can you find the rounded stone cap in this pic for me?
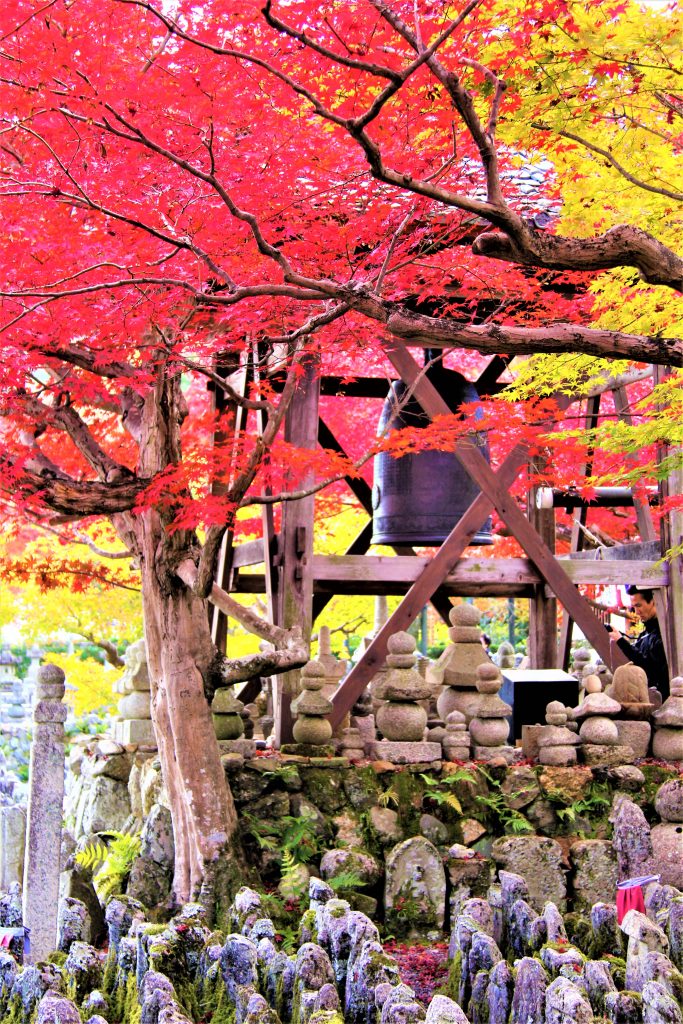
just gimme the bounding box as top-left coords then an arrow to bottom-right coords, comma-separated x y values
387,631 -> 416,655
449,604 -> 481,628
36,663 -> 66,699
670,676 -> 683,697
654,779 -> 683,823
574,691 -> 621,717
386,630 -> 417,668
301,660 -> 326,690
583,674 -> 602,694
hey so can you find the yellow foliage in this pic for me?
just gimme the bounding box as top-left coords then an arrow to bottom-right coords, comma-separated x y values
47,651 -> 116,717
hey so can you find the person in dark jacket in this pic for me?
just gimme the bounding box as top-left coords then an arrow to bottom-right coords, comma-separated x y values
607,585 -> 670,701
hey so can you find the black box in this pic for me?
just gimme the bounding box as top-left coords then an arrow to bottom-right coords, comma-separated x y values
499,669 -> 579,742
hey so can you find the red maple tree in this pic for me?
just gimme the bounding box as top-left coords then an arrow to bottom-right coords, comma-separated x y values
0,0 -> 680,912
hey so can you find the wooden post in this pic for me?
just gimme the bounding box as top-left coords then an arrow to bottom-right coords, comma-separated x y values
558,393 -> 601,669
274,353 -> 320,746
663,459 -> 683,679
527,460 -> 558,668
655,366 -> 682,678
613,384 -> 671,664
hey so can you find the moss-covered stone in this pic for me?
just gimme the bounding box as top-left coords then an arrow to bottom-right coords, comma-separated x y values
437,951 -> 462,1001
389,770 -> 423,835
564,912 -> 592,953
342,766 -> 382,810
297,768 -> 347,814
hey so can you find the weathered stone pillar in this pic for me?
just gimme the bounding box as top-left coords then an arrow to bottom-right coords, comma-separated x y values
22,664 -> 67,962
0,803 -> 26,889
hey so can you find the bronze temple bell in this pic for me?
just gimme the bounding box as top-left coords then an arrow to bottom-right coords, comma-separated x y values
371,355 -> 493,546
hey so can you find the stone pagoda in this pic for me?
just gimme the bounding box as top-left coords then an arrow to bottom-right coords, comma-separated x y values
436,604 -> 493,723
371,631 -> 440,765
468,662 -> 514,764
112,638 -> 156,747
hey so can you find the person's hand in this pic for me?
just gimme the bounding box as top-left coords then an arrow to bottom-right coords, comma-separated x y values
606,627 -> 621,641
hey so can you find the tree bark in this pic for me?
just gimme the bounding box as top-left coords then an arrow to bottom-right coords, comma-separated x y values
122,360 -> 245,920
135,512 -> 238,906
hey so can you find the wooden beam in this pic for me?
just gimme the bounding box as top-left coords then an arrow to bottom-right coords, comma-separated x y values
232,556 -> 668,597
317,418 -> 374,511
231,538 -> 267,568
475,355 -> 511,396
382,342 -> 630,672
312,555 -> 669,588
559,393 -> 601,668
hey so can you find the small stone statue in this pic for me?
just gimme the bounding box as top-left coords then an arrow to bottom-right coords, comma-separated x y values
537,701 -> 581,766
291,660 -> 334,747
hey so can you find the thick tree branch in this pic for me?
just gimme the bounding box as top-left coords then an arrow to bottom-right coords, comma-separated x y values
176,558 -> 304,655
217,644 -> 308,686
473,223 -> 683,292
14,466 -> 147,516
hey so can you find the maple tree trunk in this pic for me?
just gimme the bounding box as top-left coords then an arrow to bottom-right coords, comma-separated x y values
136,510 -> 243,916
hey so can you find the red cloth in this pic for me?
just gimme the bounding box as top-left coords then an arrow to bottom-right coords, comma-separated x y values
617,884 -> 645,924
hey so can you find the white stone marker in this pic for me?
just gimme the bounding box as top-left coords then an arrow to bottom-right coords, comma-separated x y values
22,664 -> 67,961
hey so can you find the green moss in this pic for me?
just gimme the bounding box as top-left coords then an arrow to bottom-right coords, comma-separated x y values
201,981 -> 237,1024
563,912 -> 592,951
141,923 -> 167,937
297,767 -> 346,814
638,763 -> 679,812
307,1012 -> 344,1024
46,951 -> 67,967
392,770 -> 422,834
101,947 -> 117,998
298,908 -> 318,945
176,977 -> 201,1021
437,951 -> 462,1000
602,956 -> 627,990
2,995 -> 25,1024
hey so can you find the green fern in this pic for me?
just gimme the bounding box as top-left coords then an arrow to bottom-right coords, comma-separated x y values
378,786 -> 399,808
75,838 -> 109,874
75,828 -> 142,903
418,773 -> 463,813
328,870 -> 365,892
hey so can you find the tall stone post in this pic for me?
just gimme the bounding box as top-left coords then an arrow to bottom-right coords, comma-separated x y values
22,664 -> 67,962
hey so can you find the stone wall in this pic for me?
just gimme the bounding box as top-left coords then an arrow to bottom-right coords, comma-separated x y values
60,736 -> 683,934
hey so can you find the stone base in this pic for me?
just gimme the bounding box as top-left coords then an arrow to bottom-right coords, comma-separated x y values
580,743 -> 635,767
301,756 -> 350,768
442,744 -> 471,762
370,740 -> 442,764
280,743 -> 335,757
615,720 -> 651,759
538,746 -> 578,766
114,719 -> 157,745
217,738 -> 256,758
473,744 -> 517,764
